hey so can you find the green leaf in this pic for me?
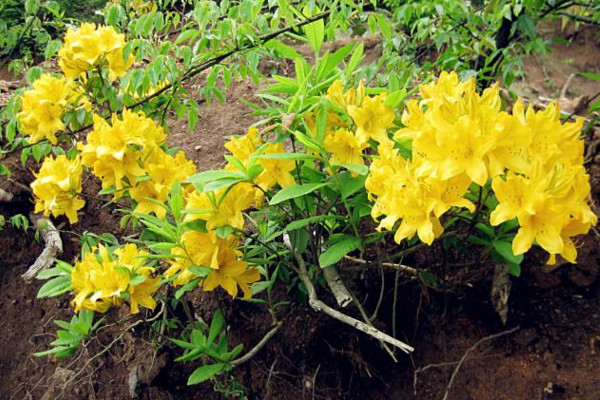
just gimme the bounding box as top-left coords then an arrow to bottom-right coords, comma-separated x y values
203,177 -> 244,193
508,263 -> 521,277
186,170 -> 246,186
189,266 -> 212,277
338,173 -> 366,199
302,8 -> 324,54
0,164 -> 11,177
175,278 -> 201,299
493,240 -> 523,265
169,182 -> 184,221
286,215 -> 335,231
580,72 -> 600,81
256,153 -> 318,161
129,274 -> 147,286
346,43 -> 363,76
175,29 -> 201,45
269,182 -> 329,205
26,67 -> 43,84
331,163 -> 368,176
37,276 -> 71,298
319,235 -> 362,268
208,310 -> 224,344
266,41 -> 301,60
187,363 -> 226,385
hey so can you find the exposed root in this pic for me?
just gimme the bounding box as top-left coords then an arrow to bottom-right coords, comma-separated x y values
442,326 -> 519,400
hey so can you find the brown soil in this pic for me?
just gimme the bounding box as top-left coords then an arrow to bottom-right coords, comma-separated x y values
1,23 -> 600,400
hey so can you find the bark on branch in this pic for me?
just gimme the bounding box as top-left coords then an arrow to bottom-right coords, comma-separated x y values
22,216 -> 63,281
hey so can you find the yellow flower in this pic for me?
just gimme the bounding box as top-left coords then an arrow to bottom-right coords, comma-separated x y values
129,150 -> 196,217
491,164 -> 596,263
164,231 -> 220,286
395,75 -> 509,186
71,244 -> 160,314
58,23 -> 132,79
31,155 -> 85,224
165,231 -> 260,298
129,277 -> 161,314
184,183 -> 255,230
426,173 -> 475,217
78,109 -> 166,192
522,102 -> 584,169
203,238 -> 260,298
18,74 -> 72,144
326,79 -> 363,111
419,71 -> 470,106
323,128 -> 368,167
114,243 -> 153,275
71,245 -> 129,312
366,145 -> 472,245
224,127 -> 261,167
347,93 -> 395,144
256,143 -> 296,190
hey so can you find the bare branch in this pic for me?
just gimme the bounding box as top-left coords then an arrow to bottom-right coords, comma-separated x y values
283,234 -> 414,354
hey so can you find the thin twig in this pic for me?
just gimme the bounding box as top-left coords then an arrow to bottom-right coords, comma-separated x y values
344,255 -> 418,275
442,326 -> 520,400
230,323 -> 282,367
369,264 -> 385,320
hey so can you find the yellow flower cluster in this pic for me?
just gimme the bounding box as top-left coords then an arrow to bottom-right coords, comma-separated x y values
165,231 -> 260,298
313,79 -> 396,169
225,127 -> 296,192
367,71 -> 596,263
71,244 -> 161,313
78,109 -> 196,217
184,127 -> 296,229
170,127 -> 292,298
17,74 -> 83,144
59,23 -> 133,80
31,155 -> 85,224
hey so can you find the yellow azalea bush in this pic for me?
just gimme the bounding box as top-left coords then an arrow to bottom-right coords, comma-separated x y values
31,155 -> 85,223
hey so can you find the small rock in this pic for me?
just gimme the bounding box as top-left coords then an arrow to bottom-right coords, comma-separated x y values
194,145 -> 203,151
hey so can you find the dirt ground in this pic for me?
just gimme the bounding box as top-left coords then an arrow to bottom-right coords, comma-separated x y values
1,22 -> 600,400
